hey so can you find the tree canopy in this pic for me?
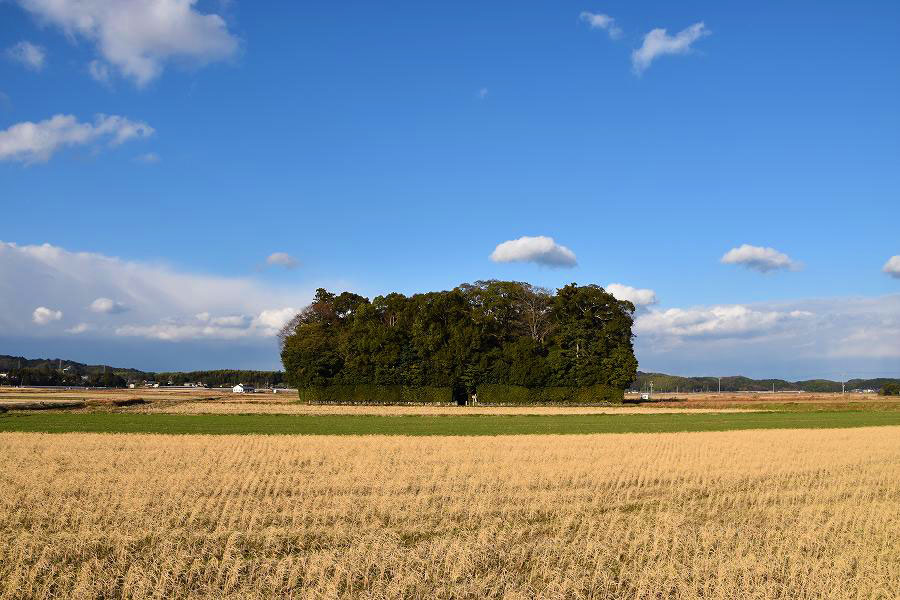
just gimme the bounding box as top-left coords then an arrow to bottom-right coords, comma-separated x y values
279,281 -> 638,396
881,383 -> 900,396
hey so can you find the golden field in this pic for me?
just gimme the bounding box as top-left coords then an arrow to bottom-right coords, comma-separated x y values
2,427 -> 899,599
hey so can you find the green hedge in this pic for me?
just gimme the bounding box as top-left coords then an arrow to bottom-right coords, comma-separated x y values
476,384 -> 623,405
298,385 -> 452,404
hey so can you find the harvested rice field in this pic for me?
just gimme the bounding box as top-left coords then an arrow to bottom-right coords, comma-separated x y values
2,427 -> 899,599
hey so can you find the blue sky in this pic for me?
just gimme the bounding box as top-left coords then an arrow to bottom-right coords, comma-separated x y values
1,0 -> 898,378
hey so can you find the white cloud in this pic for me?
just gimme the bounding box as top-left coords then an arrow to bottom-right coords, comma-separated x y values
65,323 -> 90,334
883,255 -> 900,279
579,12 -> 622,39
0,241 -> 312,344
209,314 -> 251,328
90,297 -> 128,314
6,41 -> 46,70
0,114 -> 153,164
255,307 -> 298,333
634,295 -> 900,377
490,236 -> 577,268
16,0 -> 239,86
720,244 -> 799,273
266,252 -> 298,269
636,304 -> 812,340
115,309 -> 295,341
88,59 -> 110,83
800,295 -> 900,359
116,322 -> 244,341
632,22 -> 709,74
32,306 -> 62,325
607,283 -> 658,308
477,88 -> 489,100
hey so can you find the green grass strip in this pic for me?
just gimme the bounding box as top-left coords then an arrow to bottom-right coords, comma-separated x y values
1,411 -> 899,436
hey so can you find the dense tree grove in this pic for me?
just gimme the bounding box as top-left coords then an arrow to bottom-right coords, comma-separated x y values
153,370 -> 285,388
279,281 -> 638,398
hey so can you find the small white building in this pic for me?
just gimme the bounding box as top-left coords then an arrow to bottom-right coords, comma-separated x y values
232,384 -> 255,394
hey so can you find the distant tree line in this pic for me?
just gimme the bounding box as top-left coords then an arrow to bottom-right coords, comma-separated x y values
153,370 -> 286,388
279,281 -> 638,399
0,368 -> 127,388
0,361 -> 285,389
632,372 -> 900,394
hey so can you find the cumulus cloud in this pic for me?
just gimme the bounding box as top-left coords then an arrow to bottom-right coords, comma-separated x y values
255,307 -> 298,332
883,255 -> 900,279
720,244 -> 799,273
632,22 -> 709,74
634,295 -> 900,376
606,283 -> 658,308
65,323 -> 90,334
116,321 -> 246,342
266,252 -> 299,269
0,114 -> 153,164
90,297 -> 128,314
579,12 -> 622,39
6,41 -> 46,70
490,236 -> 577,268
115,309 -> 295,341
15,0 -> 239,86
0,241 -> 313,345
636,304 -> 812,340
209,314 -> 251,328
32,306 -> 62,325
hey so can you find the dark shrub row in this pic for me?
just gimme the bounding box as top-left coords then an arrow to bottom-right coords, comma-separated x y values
475,384 -> 623,405
298,385 -> 452,404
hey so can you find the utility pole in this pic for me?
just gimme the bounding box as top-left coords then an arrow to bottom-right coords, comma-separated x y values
718,377 -> 721,394
649,381 -> 653,400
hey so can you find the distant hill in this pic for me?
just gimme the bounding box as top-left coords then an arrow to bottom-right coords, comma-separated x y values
0,355 -> 284,388
630,371 -> 899,393
0,354 -> 147,379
